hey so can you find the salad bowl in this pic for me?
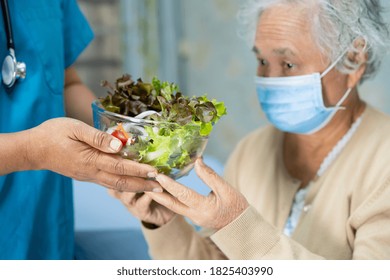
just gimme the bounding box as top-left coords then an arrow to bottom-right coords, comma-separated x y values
92,74 -> 226,179
92,100 -> 209,179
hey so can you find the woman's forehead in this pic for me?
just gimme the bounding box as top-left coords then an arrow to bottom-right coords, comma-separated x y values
254,5 -> 319,57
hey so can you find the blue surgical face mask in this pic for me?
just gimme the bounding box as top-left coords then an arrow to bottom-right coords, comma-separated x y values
255,53 -> 351,134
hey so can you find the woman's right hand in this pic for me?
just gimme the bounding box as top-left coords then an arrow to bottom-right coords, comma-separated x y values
108,189 -> 176,227
27,117 -> 162,193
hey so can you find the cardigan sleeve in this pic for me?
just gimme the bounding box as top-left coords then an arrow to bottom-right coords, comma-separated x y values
349,175 -> 390,259
142,215 -> 227,260
210,206 -> 325,259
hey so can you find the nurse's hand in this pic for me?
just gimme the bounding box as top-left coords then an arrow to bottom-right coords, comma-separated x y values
108,189 -> 175,227
28,118 -> 162,193
146,158 -> 249,230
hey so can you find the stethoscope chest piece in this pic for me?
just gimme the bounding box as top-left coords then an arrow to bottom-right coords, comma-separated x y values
1,0 -> 26,89
2,50 -> 26,88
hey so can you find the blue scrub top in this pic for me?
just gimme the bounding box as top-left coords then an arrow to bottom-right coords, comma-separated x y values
0,0 -> 93,259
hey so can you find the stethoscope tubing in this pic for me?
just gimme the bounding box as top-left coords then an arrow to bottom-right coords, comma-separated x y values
0,0 -> 14,50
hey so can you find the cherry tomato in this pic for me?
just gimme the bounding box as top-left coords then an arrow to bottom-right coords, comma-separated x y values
111,130 -> 128,146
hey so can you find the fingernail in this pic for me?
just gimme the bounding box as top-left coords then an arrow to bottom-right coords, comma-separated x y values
110,139 -> 122,152
147,172 -> 157,178
153,187 -> 163,193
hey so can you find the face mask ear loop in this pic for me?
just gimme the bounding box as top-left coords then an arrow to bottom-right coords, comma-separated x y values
320,49 -> 349,79
334,87 -> 352,110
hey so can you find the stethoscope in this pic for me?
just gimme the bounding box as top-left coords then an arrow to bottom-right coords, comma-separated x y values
1,0 -> 26,89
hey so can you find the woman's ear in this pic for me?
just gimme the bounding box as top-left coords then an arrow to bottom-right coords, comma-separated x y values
347,38 -> 368,88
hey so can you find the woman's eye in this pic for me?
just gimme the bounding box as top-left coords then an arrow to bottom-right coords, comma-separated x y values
286,62 -> 295,69
258,59 -> 267,66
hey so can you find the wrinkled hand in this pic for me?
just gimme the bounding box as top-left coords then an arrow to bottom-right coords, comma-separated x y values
146,158 -> 249,230
28,118 -> 161,193
108,189 -> 175,227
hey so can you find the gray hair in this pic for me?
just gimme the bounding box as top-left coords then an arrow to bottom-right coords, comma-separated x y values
238,0 -> 390,82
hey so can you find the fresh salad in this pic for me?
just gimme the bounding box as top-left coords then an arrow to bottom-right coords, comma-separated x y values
98,74 -> 227,176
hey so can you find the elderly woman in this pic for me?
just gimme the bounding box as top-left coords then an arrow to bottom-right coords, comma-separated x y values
110,0 -> 390,259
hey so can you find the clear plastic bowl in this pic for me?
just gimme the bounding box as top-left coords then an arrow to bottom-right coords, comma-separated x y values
92,100 -> 208,179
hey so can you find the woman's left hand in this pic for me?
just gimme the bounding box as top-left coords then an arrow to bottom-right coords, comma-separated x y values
147,158 -> 249,230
